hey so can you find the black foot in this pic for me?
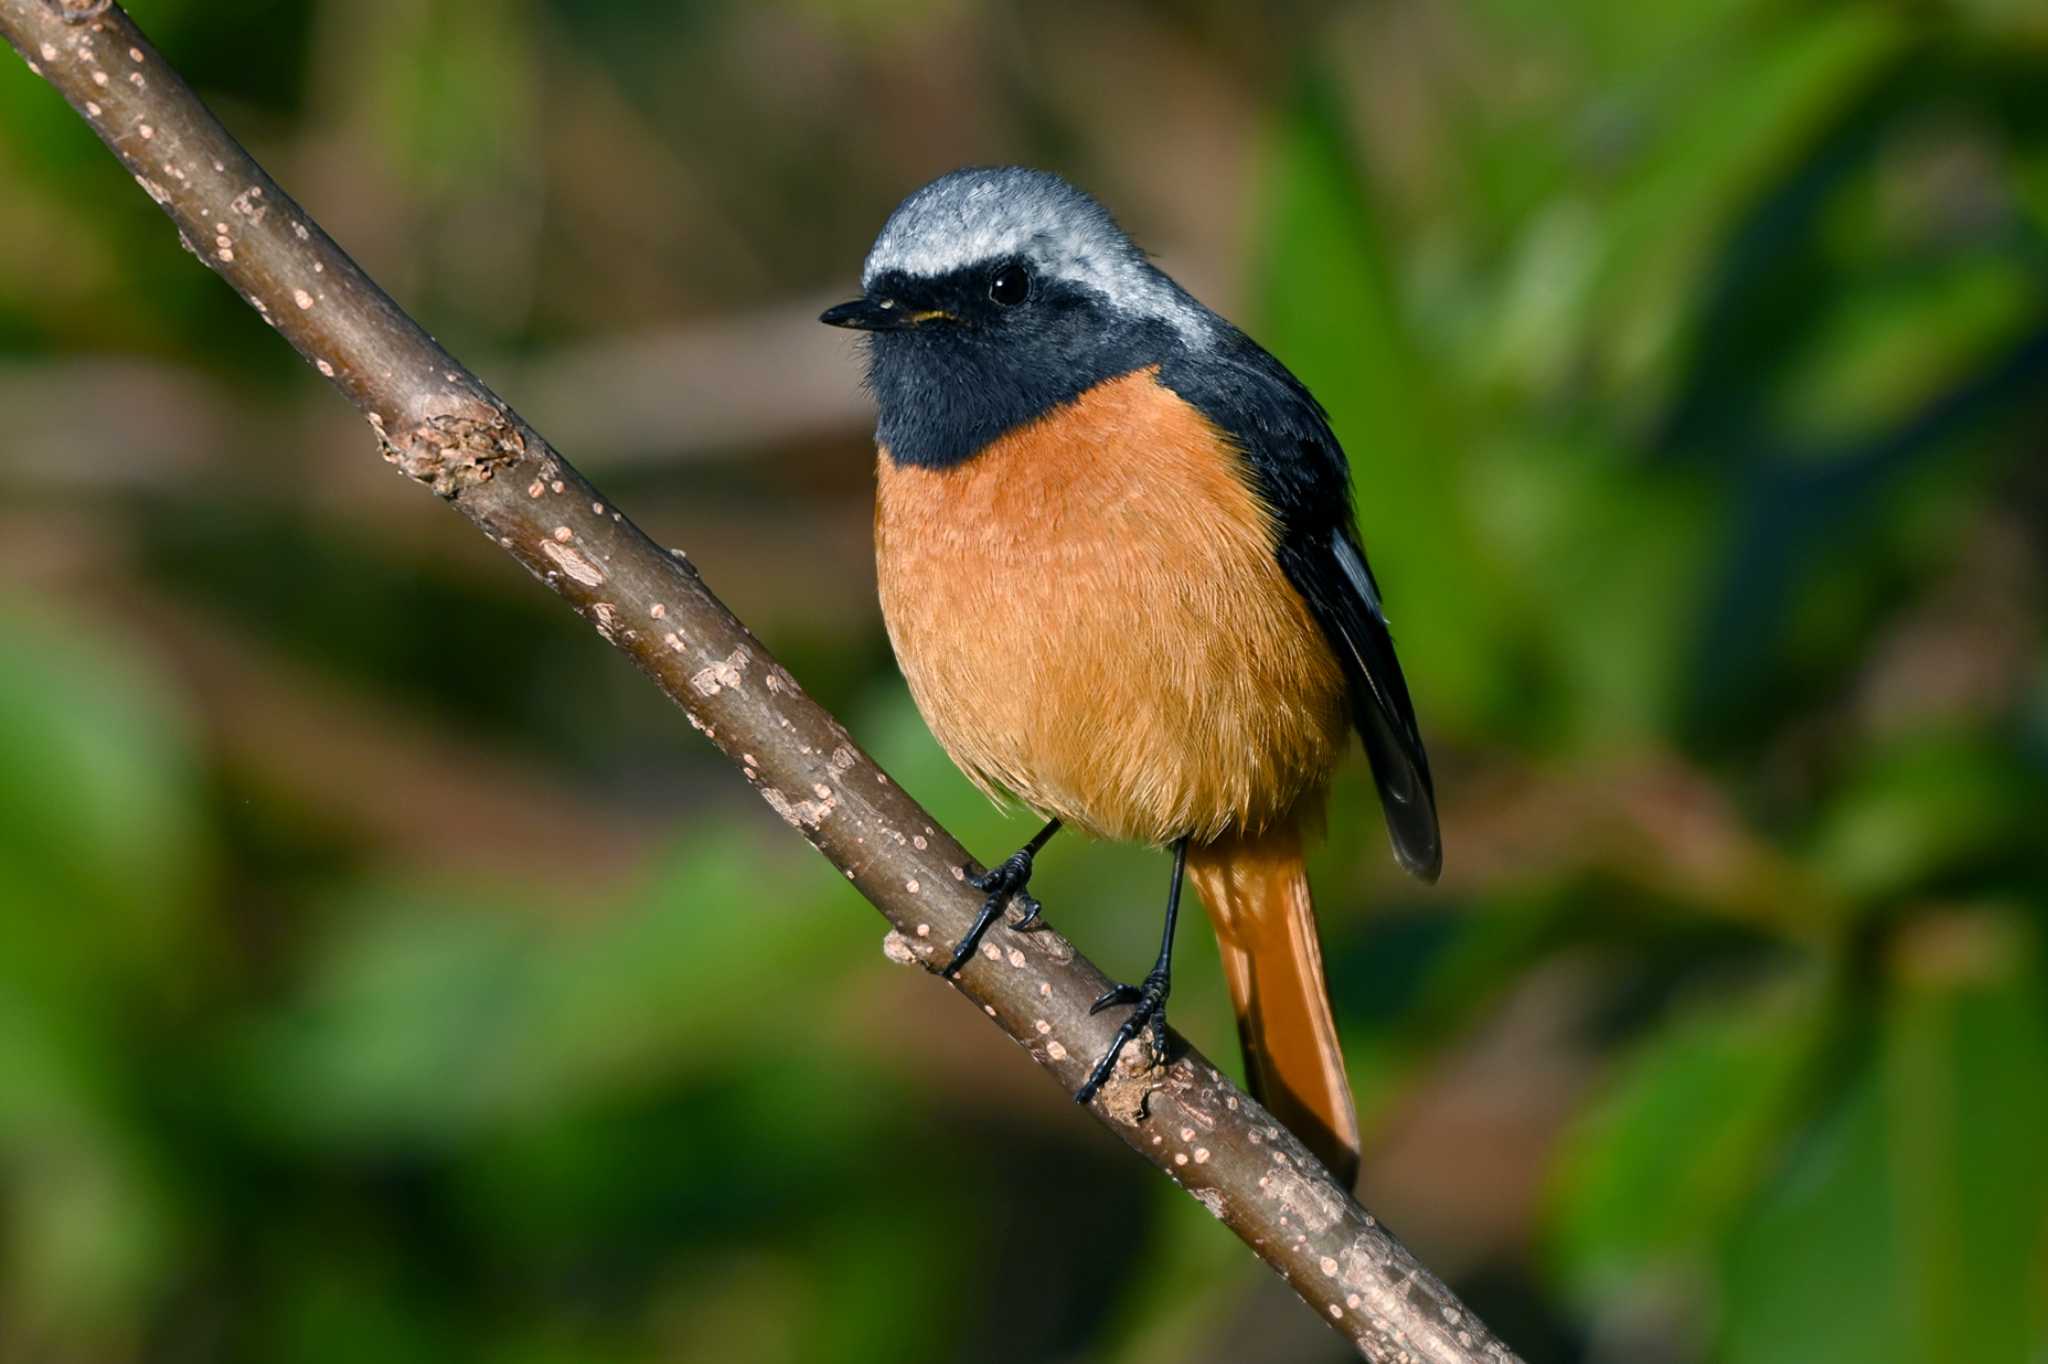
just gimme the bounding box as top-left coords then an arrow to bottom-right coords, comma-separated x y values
940,849 -> 1041,979
967,854 -> 1045,930
1075,966 -> 1171,1103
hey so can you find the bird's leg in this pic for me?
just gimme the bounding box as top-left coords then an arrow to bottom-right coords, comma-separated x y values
1076,837 -> 1188,1103
941,818 -> 1061,979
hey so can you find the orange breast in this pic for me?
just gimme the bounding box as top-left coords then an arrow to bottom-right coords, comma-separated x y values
874,367 -> 1348,846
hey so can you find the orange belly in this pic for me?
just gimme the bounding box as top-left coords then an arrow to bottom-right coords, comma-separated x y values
873,367 -> 1349,845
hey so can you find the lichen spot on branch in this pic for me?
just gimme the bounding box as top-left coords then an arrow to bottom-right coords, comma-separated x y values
382,413 -> 525,498
690,646 -> 750,697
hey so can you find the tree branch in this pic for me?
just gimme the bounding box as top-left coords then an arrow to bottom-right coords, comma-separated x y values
0,5 -> 1521,1359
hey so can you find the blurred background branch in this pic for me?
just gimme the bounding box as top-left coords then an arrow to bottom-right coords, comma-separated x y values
0,3 -> 1522,1360
0,301 -> 872,490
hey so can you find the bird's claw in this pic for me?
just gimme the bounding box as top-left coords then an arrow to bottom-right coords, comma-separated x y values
1075,967 -> 1172,1103
941,848 -> 1041,978
1089,982 -> 1140,1014
1004,892 -> 1043,932
963,854 -> 1018,895
967,852 -> 1044,931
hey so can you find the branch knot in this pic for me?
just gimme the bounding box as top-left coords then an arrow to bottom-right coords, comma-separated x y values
383,413 -> 524,498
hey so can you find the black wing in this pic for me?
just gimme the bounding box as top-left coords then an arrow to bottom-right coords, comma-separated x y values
1277,524 -> 1441,881
1162,334 -> 1442,882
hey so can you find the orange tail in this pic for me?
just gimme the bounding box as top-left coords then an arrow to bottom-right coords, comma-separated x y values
1187,820 -> 1361,1186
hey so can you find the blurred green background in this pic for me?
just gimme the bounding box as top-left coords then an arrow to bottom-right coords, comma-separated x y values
3,1 -> 2046,1360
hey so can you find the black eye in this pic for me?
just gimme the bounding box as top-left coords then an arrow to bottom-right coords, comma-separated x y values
988,262 -> 1030,306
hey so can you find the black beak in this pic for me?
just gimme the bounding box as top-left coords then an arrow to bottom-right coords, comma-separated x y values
820,297 -> 945,331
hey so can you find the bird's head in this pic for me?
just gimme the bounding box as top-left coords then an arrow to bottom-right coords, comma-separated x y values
821,167 -> 1214,468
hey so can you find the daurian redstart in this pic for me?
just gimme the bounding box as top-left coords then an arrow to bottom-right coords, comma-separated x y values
823,167 -> 1439,1182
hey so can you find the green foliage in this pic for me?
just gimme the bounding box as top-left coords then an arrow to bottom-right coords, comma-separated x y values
1546,975 -> 1831,1304
0,604 -> 206,1355
1715,921 -> 2048,1364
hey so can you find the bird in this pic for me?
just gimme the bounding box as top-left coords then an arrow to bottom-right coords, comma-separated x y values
821,167 -> 1439,1183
